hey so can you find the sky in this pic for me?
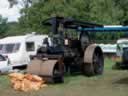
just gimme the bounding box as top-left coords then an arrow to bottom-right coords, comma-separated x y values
0,0 -> 21,22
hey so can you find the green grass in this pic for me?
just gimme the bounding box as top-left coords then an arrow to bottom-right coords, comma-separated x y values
0,58 -> 128,96
0,75 -> 10,88
104,57 -> 115,70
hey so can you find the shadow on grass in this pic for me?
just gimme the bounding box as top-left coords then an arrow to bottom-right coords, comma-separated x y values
114,77 -> 128,84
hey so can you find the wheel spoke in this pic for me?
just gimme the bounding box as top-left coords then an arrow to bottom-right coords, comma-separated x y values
93,51 -> 104,75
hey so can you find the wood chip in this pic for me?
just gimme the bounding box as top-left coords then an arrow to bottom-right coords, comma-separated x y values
9,73 -> 47,92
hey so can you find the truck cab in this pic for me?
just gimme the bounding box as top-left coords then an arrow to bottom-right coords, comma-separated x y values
115,39 -> 128,68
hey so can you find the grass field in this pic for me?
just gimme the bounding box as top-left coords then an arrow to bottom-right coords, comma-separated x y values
0,58 -> 128,96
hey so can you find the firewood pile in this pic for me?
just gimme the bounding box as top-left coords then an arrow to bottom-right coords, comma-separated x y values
9,73 -> 47,92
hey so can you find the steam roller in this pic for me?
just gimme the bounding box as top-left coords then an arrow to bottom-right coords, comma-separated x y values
27,17 -> 104,83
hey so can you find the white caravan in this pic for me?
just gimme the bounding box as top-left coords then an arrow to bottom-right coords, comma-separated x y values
0,32 -> 49,68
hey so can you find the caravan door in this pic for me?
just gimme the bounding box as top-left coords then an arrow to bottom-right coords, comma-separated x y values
0,54 -> 11,73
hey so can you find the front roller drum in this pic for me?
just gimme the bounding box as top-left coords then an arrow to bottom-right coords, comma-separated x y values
82,44 -> 104,76
27,58 -> 64,83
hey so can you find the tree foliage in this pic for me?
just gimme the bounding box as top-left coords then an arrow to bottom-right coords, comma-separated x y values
0,15 -> 8,38
8,0 -> 32,8
7,0 -> 128,42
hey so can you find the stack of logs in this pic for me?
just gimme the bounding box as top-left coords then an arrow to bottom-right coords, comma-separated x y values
9,73 -> 47,92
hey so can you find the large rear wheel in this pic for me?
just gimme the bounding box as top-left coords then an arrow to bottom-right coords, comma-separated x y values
93,49 -> 104,75
82,44 -> 104,76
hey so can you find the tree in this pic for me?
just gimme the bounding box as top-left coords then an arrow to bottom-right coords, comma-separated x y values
7,0 -> 41,8
8,0 -> 32,8
18,0 -> 94,33
18,0 -> 124,34
0,15 -> 8,38
7,22 -> 22,36
7,0 -> 128,42
114,0 -> 128,25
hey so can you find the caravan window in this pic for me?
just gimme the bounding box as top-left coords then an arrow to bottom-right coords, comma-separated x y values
0,55 -> 6,61
0,43 -> 20,54
0,44 -> 3,50
26,42 -> 35,51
